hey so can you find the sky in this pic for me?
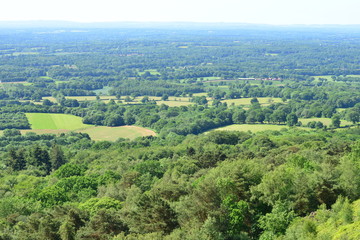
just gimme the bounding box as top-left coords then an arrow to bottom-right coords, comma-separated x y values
0,0 -> 360,25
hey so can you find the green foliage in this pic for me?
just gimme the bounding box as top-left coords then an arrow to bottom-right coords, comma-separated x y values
331,114 -> 341,128
258,201 -> 296,238
80,197 -> 123,215
54,163 -> 86,178
35,185 -> 69,207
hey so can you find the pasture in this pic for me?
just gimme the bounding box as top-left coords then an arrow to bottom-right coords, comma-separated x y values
299,118 -> 353,127
222,97 -> 283,106
209,124 -> 289,133
25,113 -> 92,130
312,76 -> 333,82
78,126 -> 156,141
23,113 -> 156,141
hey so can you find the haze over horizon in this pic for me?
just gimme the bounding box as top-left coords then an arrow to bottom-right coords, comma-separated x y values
0,0 -> 360,25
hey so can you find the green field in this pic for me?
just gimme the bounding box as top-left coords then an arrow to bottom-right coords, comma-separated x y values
299,118 -> 353,127
313,76 -> 333,82
138,69 -> 161,75
156,100 -> 194,107
25,113 -> 92,130
209,124 -> 289,133
78,126 -> 156,141
346,75 -> 360,78
23,113 -> 156,141
222,97 -> 283,106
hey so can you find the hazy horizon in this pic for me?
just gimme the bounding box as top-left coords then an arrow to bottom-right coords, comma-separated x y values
1,0 -> 360,25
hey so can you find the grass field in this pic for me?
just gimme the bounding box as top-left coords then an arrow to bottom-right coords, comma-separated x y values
347,75 -> 360,78
313,76 -> 333,82
209,124 -> 289,133
156,101 -> 193,107
299,118 -> 353,127
336,108 -> 347,112
0,81 -> 32,86
78,126 -> 156,141
23,113 -> 156,141
25,113 -> 92,130
222,97 -> 283,106
138,69 -> 161,75
17,126 -> 156,141
66,96 -> 118,101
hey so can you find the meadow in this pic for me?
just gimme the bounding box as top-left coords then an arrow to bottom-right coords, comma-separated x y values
24,113 -> 156,140
312,75 -> 334,82
78,125 -> 156,141
222,97 -> 283,106
25,113 -> 91,130
299,117 -> 353,127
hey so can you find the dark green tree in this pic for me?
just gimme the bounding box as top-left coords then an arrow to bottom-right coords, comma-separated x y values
332,114 -> 341,128
50,144 -> 66,171
286,113 -> 298,126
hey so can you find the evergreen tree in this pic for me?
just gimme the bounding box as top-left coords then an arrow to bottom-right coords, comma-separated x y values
50,144 -> 66,171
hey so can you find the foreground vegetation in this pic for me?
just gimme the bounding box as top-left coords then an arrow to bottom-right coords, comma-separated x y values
1,128 -> 360,239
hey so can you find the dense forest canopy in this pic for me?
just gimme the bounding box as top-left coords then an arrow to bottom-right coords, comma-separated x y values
1,23 -> 360,239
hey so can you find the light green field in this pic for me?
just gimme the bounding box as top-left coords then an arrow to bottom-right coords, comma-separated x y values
25,113 -> 92,130
222,97 -> 283,106
42,97 -> 57,103
336,108 -> 347,112
346,75 -> 360,77
168,96 -> 191,101
313,76 -> 333,82
130,96 -> 195,106
17,126 -> 156,141
156,101 -> 194,107
54,80 -> 70,84
299,118 -> 353,127
138,69 -> 161,75
192,93 -> 208,97
23,113 -> 156,141
209,124 -> 289,133
78,126 -> 156,141
66,96 -> 118,101
0,81 -> 32,86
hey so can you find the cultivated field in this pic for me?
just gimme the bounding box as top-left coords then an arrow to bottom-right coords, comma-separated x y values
23,113 -> 156,141
26,113 -> 91,130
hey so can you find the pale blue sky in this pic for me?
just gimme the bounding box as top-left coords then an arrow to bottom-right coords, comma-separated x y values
1,0 -> 359,24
